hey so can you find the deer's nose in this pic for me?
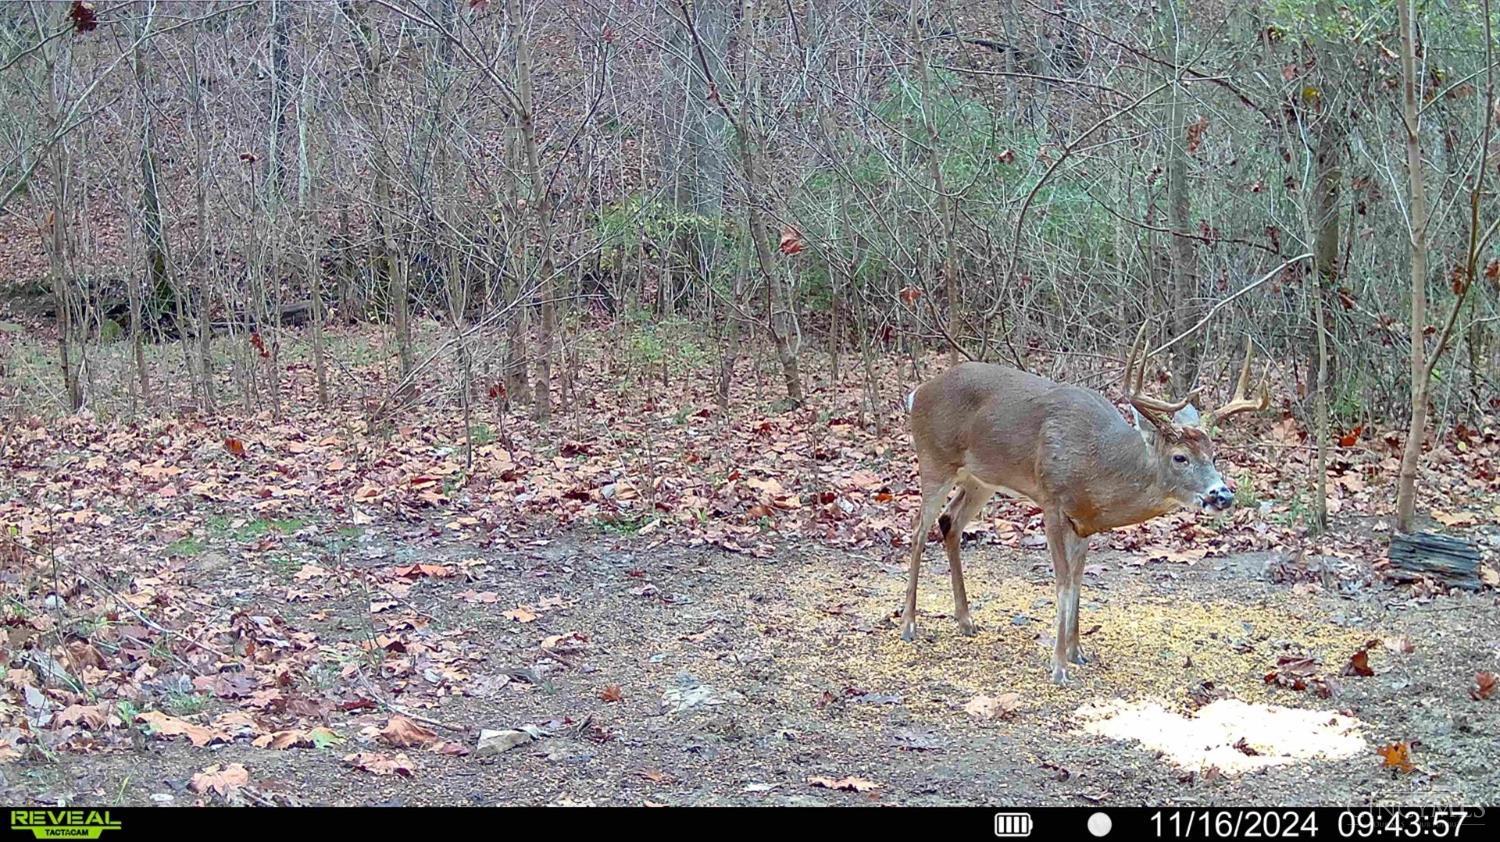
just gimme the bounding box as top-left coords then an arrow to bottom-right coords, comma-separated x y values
1206,484 -> 1235,510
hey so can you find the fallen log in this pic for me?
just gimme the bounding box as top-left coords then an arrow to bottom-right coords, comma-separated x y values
1386,532 -> 1482,590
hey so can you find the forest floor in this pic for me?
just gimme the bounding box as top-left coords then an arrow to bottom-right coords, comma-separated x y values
1,321 -> 1498,805
2,522 -> 1497,807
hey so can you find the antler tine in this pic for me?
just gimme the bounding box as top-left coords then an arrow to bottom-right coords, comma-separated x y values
1122,322 -> 1148,396
1206,335 -> 1270,425
1122,322 -> 1197,427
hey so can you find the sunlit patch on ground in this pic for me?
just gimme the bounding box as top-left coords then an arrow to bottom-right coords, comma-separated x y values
775,553 -> 1385,719
1075,698 -> 1367,774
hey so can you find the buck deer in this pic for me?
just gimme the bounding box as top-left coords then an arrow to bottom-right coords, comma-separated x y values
901,331 -> 1268,684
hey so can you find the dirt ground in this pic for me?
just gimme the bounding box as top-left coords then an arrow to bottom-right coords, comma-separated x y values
3,519 -> 1496,808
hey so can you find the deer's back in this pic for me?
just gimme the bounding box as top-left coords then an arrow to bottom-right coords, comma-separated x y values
911,362 -> 1134,502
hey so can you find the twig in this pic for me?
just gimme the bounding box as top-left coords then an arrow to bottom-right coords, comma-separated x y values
355,673 -> 469,733
1149,253 -> 1313,357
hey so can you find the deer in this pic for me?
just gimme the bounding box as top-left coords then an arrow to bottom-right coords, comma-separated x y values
900,329 -> 1268,684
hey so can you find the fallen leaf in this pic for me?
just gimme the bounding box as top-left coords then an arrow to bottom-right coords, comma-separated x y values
1472,672 -> 1497,701
379,715 -> 439,749
343,751 -> 415,777
807,775 -> 879,792
189,763 -> 249,797
1377,741 -> 1416,773
135,711 -> 223,748
963,692 -> 1021,720
1342,643 -> 1376,677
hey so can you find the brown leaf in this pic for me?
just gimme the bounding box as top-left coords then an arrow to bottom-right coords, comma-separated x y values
379,714 -> 439,749
251,727 -> 338,750
135,711 -> 224,748
392,563 -> 453,579
55,704 -> 110,729
224,437 -> 247,458
1471,672 -> 1497,701
807,775 -> 879,792
1185,115 -> 1210,154
503,605 -> 538,623
343,751 -> 415,777
189,763 -> 249,797
963,692 -> 1021,720
600,684 -> 624,703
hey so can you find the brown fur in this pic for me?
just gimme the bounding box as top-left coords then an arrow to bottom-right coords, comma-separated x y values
900,361 -> 1238,685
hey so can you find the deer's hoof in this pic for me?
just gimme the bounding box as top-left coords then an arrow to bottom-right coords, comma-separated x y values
899,621 -> 918,642
1050,664 -> 1071,686
956,615 -> 977,636
1068,648 -> 1089,666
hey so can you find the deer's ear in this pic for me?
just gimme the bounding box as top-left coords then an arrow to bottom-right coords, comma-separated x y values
1172,403 -> 1203,428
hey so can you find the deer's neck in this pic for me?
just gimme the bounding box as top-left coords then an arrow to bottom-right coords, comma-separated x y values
1080,437 -> 1181,533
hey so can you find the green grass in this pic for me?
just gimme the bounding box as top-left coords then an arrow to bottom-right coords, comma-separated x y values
595,514 -> 648,535
265,554 -> 301,579
167,537 -> 205,557
164,691 -> 209,717
220,517 -> 309,542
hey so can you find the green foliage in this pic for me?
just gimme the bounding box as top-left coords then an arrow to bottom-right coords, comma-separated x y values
622,312 -> 709,375
595,513 -> 647,535
597,194 -> 727,273
795,70 -> 1115,291
164,691 -> 210,717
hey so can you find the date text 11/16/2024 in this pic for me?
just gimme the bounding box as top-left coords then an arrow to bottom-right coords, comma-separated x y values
1147,809 -> 1481,839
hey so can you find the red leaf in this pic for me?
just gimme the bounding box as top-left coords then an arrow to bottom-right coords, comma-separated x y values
224,437 -> 247,459
1338,425 -> 1363,447
68,2 -> 97,33
1472,672 -> 1497,701
778,225 -> 804,256
1185,116 -> 1210,154
1342,643 -> 1375,677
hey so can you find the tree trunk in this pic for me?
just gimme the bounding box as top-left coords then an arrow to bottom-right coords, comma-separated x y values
511,0 -> 556,424
1394,0 -> 1430,532
1163,9 -> 1197,395
911,1 -> 960,363
734,0 -> 803,404
1308,2 -> 1344,532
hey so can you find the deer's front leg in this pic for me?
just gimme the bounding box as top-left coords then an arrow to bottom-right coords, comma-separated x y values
901,472 -> 953,642
1043,511 -> 1076,685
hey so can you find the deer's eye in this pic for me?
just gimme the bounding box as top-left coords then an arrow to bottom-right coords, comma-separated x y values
1172,454 -> 1189,464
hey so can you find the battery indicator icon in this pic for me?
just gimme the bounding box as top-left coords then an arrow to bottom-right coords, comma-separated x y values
994,813 -> 1033,837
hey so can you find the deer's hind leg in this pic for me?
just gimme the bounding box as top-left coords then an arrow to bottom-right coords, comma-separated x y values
940,477 -> 993,636
901,461 -> 956,642
1063,528 -> 1090,665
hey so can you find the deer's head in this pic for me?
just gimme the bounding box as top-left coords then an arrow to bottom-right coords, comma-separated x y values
1123,331 -> 1268,514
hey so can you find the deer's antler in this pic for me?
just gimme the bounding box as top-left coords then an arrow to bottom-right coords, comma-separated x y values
1122,323 -> 1197,428
1203,335 -> 1269,426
